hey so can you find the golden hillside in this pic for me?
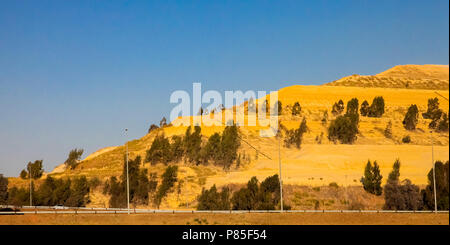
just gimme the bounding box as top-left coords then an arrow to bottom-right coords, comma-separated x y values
24,84 -> 445,208
325,65 -> 449,90
10,65 -> 449,209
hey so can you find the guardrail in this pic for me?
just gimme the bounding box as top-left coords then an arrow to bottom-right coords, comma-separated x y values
0,205 -> 448,215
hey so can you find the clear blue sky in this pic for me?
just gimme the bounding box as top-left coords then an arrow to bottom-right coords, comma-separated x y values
0,0 -> 448,176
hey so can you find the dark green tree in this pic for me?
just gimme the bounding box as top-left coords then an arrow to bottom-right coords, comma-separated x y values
64,149 -> 84,170
146,134 -> 172,165
292,102 -> 301,116
20,169 -> 28,179
148,124 -> 159,134
360,160 -> 383,196
421,161 -> 449,210
331,100 -> 344,116
197,185 -> 231,210
403,104 -> 419,130
327,114 -> 358,144
360,100 -> 370,116
154,165 -> 178,208
0,174 -> 8,205
284,117 -> 308,148
26,160 -> 44,179
384,159 -> 422,210
368,96 -> 385,117
346,98 -> 359,115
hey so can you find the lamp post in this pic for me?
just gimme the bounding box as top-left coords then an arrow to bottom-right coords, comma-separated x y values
278,134 -> 283,212
125,128 -> 130,215
430,130 -> 437,213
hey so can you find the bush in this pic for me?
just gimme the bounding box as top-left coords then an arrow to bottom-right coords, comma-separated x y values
284,118 -> 308,148
422,98 -> 442,120
360,160 -> 383,195
274,100 -> 282,115
346,98 -> 359,115
403,104 -> 419,130
184,126 -> 202,165
0,174 -> 8,205
402,135 -> 411,143
20,170 -> 28,179
145,134 -> 172,165
437,113 -> 449,132
23,160 -> 44,179
64,149 -> 84,170
197,185 -> 231,210
360,100 -> 370,116
421,161 -> 449,210
329,182 -> 339,188
327,114 -> 358,144
231,175 -> 281,210
154,165 -> 178,208
106,156 -> 152,208
368,96 -> 385,117
384,121 -> 393,138
148,124 -> 159,134
7,186 -> 29,206
383,159 -> 422,210
331,100 -> 344,116
291,102 -> 301,116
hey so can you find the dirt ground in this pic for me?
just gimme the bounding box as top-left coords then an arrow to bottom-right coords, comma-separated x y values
0,213 -> 448,225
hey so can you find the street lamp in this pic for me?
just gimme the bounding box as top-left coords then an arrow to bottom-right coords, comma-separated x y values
125,128 -> 130,215
278,134 -> 284,212
29,164 -> 32,207
430,130 -> 437,213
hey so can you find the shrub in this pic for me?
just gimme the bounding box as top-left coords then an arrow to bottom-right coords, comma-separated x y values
231,175 -> 281,210
154,165 -> 178,208
329,182 -> 339,188
402,135 -> 411,143
422,98 -> 442,120
64,149 -> 84,170
197,185 -> 231,210
148,124 -> 159,133
20,170 -> 28,179
360,100 -> 370,116
421,161 -> 449,210
291,102 -> 301,116
107,156 -> 152,208
384,159 -> 422,210
0,174 -> 8,205
7,186 -> 29,206
327,114 -> 358,144
159,117 -> 167,127
145,134 -> 172,165
360,160 -> 383,195
184,126 -> 203,165
284,118 -> 308,148
403,104 -> 419,130
23,160 -> 44,179
321,110 -> 328,125
368,96 -> 385,117
384,121 -> 393,138
346,98 -> 359,115
437,113 -> 449,132
274,100 -> 282,115
331,100 -> 344,116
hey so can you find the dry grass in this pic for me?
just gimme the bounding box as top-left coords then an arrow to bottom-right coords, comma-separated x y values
0,213 -> 447,225
7,68 -> 449,210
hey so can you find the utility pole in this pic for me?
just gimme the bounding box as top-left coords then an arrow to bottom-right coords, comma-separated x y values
125,128 -> 130,215
278,134 -> 283,212
29,164 -> 32,207
431,131 -> 437,213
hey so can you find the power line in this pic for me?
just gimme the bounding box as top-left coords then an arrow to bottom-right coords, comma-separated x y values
434,91 -> 449,101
